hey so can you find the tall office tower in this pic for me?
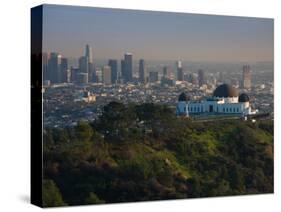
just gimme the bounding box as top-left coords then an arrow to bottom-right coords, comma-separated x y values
176,60 -> 182,69
76,73 -> 88,84
88,63 -> 95,82
176,60 -> 183,81
149,71 -> 158,82
85,44 -> 93,63
79,56 -> 88,73
79,56 -> 89,83
186,73 -> 192,83
163,66 -> 168,78
70,67 -> 79,83
42,52 -> 49,80
122,53 -> 133,83
139,59 -> 146,83
102,65 -> 112,85
60,58 -> 69,83
120,59 -> 125,83
242,65 -> 252,89
47,52 -> 61,83
108,59 -> 118,84
177,68 -> 184,81
85,44 -> 95,82
191,73 -> 198,85
198,69 -> 206,87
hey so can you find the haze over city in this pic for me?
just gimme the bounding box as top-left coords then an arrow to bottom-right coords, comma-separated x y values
41,4 -> 274,128
43,4 -> 273,62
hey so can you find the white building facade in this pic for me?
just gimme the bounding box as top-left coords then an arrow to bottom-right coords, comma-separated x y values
176,84 -> 256,117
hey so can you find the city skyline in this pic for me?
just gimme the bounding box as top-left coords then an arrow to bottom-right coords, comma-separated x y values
43,4 -> 273,63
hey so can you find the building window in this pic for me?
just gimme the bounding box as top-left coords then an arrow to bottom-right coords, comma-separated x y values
184,107 -> 186,112
226,108 -> 228,112
223,108 -> 225,112
230,108 -> 232,112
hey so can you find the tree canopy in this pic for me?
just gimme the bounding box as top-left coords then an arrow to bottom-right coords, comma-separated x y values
43,102 -> 273,207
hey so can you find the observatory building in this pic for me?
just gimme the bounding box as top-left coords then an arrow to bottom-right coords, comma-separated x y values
176,84 -> 256,117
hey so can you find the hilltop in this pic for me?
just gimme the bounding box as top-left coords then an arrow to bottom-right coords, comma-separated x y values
42,102 -> 273,207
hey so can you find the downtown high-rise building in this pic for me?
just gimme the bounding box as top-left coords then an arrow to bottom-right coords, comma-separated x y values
47,52 -> 61,83
70,67 -> 79,83
163,66 -> 168,78
242,65 -> 252,89
121,53 -> 133,83
149,71 -> 158,82
198,69 -> 206,87
139,59 -> 146,83
79,56 -> 89,73
85,44 -> 93,63
102,65 -> 112,85
161,66 -> 174,87
85,44 -> 95,82
108,59 -> 118,84
42,52 -> 49,81
76,72 -> 88,84
187,73 -> 197,85
60,58 -> 69,83
176,60 -> 184,81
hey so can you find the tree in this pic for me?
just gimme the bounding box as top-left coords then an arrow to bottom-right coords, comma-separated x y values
75,121 -> 93,142
85,192 -> 105,204
43,179 -> 66,207
42,102 -> 273,204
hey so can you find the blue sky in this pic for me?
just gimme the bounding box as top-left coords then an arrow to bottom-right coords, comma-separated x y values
42,4 -> 273,62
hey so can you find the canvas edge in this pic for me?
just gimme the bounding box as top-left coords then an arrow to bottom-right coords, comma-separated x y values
31,4 -> 43,208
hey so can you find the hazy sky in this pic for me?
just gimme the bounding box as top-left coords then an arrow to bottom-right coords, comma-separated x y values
42,4 -> 273,62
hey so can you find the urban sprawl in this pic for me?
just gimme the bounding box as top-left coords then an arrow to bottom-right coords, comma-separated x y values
43,44 -> 274,127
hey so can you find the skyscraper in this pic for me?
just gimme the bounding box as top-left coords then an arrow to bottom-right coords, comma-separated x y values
149,71 -> 158,82
121,59 -> 125,83
176,60 -> 183,81
60,58 -> 69,83
85,44 -> 93,63
108,59 -> 118,84
70,67 -> 79,83
103,65 -> 111,85
85,44 -> 95,82
79,56 -> 88,73
47,52 -> 61,83
163,66 -> 168,78
139,59 -> 146,83
42,52 -> 49,80
242,65 -> 252,89
177,68 -> 184,81
198,69 -> 206,87
76,73 -> 88,84
122,53 -> 133,83
79,56 -> 89,83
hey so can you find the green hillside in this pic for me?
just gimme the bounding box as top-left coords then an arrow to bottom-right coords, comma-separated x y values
42,102 -> 273,207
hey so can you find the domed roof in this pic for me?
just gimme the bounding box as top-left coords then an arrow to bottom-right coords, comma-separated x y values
178,92 -> 189,101
239,93 -> 250,102
213,84 -> 238,98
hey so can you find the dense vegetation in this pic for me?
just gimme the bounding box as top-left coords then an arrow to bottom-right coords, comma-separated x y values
43,102 -> 273,207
